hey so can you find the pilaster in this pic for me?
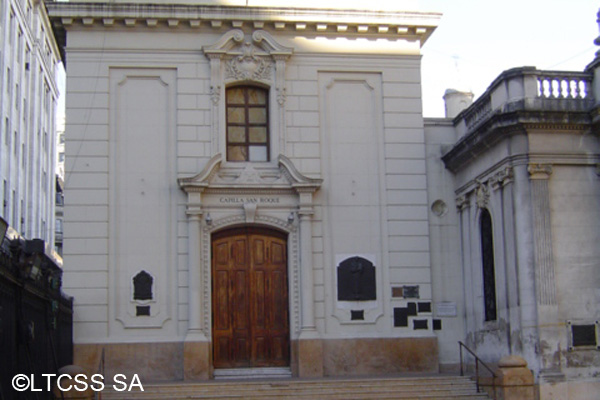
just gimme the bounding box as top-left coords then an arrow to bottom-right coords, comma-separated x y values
527,163 -> 562,378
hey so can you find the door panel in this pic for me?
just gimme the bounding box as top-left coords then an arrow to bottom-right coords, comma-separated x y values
212,228 -> 289,369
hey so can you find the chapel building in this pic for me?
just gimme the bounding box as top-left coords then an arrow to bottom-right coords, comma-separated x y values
47,1 -> 600,398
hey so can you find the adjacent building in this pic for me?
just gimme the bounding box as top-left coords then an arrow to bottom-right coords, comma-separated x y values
46,1 -> 600,398
0,0 -> 60,248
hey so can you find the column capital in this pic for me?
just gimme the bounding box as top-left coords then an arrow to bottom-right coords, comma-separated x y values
491,166 -> 514,190
528,163 -> 553,180
456,194 -> 470,211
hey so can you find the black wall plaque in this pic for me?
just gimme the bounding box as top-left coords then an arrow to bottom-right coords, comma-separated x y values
418,302 -> 431,313
351,310 -> 364,321
394,307 -> 408,327
136,306 -> 150,316
337,256 -> 376,301
572,324 -> 597,347
413,319 -> 428,330
433,319 -> 442,331
407,302 -> 417,316
133,270 -> 153,301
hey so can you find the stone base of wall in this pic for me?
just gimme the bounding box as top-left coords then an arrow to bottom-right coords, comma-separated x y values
74,342 -> 184,382
73,337 -> 438,382
322,337 -> 439,376
538,380 -> 600,400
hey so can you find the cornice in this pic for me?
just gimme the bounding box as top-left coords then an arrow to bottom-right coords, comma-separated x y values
442,108 -> 593,173
46,2 -> 440,43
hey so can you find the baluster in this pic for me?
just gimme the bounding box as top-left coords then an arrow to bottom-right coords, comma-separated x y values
560,78 -> 568,99
581,80 -> 588,99
543,78 -> 551,98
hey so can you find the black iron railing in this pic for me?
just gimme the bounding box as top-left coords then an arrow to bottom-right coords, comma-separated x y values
458,341 -> 497,399
0,232 -> 73,400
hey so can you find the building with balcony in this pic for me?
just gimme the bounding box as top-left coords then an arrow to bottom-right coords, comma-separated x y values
46,1 -> 600,398
425,66 -> 600,398
0,0 -> 61,249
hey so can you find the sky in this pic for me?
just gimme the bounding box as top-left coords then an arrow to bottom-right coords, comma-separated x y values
420,0 -> 599,117
56,0 -> 600,122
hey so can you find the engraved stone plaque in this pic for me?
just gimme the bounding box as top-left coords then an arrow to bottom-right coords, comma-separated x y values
435,301 -> 457,317
403,285 -> 419,299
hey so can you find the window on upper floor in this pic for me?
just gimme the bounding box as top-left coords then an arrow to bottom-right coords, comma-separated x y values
480,208 -> 497,321
226,86 -> 269,162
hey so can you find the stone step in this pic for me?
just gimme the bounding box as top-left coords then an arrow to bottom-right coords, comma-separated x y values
108,375 -> 475,391
100,375 -> 491,400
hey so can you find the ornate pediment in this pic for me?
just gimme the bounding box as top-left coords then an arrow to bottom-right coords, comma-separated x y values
203,30 -> 293,84
178,154 -> 322,193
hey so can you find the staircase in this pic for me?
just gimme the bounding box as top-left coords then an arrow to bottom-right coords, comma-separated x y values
100,375 -> 491,400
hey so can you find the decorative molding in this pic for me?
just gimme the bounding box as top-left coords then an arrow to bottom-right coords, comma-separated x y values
201,214 -> 301,336
48,3 -> 440,44
456,195 -> 470,211
475,181 -> 490,209
243,202 -> 257,223
528,163 -> 553,180
225,42 -> 273,81
490,166 -> 514,190
204,29 -> 292,85
178,154 -> 322,193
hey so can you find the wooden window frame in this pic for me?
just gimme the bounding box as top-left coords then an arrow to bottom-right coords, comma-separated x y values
226,86 -> 270,162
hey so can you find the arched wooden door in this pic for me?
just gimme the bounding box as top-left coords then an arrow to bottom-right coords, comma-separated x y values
212,227 -> 290,368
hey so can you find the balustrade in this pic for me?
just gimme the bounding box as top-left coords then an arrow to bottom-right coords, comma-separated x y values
536,72 -> 591,99
460,69 -> 593,132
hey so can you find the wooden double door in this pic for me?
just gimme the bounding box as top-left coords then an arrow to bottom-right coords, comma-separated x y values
212,227 -> 290,368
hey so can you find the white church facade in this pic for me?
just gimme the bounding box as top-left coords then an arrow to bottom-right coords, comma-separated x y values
47,1 -> 600,398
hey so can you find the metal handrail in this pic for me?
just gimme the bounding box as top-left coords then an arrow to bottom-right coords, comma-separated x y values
458,341 -> 497,399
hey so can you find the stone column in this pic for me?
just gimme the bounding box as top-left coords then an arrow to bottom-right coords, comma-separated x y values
296,188 -> 323,377
528,163 -> 562,381
457,194 -> 476,339
528,164 -> 557,306
496,167 -> 522,354
298,211 -> 316,334
183,192 -> 210,380
511,163 -> 539,373
186,212 -> 205,336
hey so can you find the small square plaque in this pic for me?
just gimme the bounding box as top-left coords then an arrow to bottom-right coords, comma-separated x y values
136,305 -> 150,316
418,302 -> 432,313
413,319 -> 428,330
403,285 -> 419,299
351,310 -> 364,321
